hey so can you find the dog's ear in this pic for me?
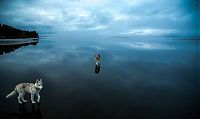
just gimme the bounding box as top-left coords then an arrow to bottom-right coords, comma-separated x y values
40,78 -> 43,82
36,78 -> 39,83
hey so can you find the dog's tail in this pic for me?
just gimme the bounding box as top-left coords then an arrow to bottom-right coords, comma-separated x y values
6,87 -> 17,99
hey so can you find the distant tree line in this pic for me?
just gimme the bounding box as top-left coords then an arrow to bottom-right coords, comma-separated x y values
0,24 -> 39,39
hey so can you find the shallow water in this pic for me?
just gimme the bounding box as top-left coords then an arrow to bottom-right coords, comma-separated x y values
0,32 -> 199,119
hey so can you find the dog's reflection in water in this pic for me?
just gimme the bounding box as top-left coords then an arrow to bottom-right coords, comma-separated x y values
9,103 -> 42,119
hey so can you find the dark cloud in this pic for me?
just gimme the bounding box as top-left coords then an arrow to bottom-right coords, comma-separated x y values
0,0 -> 199,36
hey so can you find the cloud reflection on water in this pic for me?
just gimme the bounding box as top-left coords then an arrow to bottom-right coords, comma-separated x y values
119,42 -> 175,50
0,35 -> 199,119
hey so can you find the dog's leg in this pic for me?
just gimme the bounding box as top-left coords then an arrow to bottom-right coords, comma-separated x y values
18,94 -> 23,104
31,94 -> 36,103
21,93 -> 27,102
37,93 -> 40,103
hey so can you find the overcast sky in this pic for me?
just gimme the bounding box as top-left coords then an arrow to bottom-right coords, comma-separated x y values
0,0 -> 199,36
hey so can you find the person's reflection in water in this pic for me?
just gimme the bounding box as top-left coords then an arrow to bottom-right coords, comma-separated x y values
9,103 -> 42,119
95,64 -> 101,74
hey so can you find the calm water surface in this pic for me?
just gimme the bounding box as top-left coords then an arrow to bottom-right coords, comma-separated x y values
0,32 -> 199,119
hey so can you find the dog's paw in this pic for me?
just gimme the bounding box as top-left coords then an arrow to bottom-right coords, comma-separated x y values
23,100 -> 27,102
18,101 -> 23,104
32,101 -> 36,104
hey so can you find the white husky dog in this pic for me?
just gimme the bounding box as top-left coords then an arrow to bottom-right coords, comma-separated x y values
6,79 -> 43,104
